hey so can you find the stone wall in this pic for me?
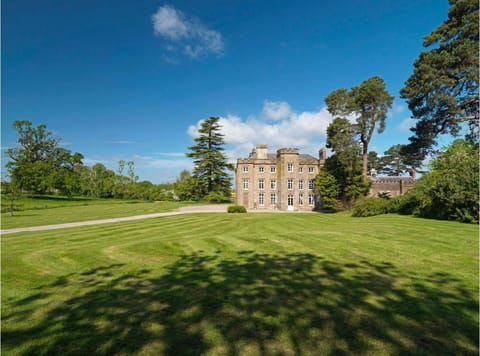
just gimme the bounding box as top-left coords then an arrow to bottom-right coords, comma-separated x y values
369,177 -> 416,198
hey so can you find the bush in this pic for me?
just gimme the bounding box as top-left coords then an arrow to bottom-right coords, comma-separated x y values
351,197 -> 389,217
227,205 -> 247,213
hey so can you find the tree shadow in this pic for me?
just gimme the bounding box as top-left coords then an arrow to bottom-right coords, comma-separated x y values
3,252 -> 478,355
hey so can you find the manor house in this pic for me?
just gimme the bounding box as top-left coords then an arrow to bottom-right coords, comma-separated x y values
235,144 -> 326,211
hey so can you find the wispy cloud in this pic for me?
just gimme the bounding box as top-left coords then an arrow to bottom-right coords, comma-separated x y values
156,152 -> 186,157
188,100 -> 334,161
108,140 -> 136,144
152,4 -> 224,59
397,118 -> 415,132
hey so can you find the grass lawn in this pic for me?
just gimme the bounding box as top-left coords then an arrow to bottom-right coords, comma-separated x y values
2,212 -> 478,355
1,196 -> 194,229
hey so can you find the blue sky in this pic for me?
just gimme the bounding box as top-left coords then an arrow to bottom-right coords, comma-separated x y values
3,0 -> 450,183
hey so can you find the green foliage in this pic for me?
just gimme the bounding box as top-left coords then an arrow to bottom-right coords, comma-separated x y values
351,197 -> 390,217
6,121 -> 85,195
205,191 -> 232,203
325,77 -> 394,176
380,144 -> 410,176
187,117 -> 233,197
315,170 -> 339,211
227,205 -> 247,213
395,140 -> 479,223
174,170 -> 201,201
400,0 -> 479,161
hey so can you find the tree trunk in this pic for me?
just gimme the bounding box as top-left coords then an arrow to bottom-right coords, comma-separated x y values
362,146 -> 368,178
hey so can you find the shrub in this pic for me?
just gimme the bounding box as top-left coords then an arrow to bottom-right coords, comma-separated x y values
227,205 -> 247,213
351,197 -> 389,217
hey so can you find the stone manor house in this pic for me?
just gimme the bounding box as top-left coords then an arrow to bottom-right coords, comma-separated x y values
235,144 -> 326,211
235,144 -> 416,211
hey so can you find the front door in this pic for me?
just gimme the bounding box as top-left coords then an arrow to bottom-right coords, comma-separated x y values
287,194 -> 294,211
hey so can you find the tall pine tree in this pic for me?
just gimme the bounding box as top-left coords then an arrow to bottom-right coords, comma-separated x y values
187,117 -> 233,198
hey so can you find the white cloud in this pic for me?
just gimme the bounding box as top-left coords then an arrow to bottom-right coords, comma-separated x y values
152,5 -> 224,59
397,118 -> 415,132
262,100 -> 292,120
187,102 -> 334,161
108,140 -> 135,144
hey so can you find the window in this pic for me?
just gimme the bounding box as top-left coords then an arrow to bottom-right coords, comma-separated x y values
308,166 -> 315,173
243,179 -> 249,190
258,179 -> 265,190
309,179 -> 315,190
270,193 -> 276,205
270,179 -> 277,190
298,180 -> 304,190
308,194 -> 315,206
259,193 -> 265,206
299,167 -> 303,173
299,194 -> 304,206
243,165 -> 249,173
287,163 -> 294,172
288,194 -> 294,206
259,166 -> 265,173
270,166 -> 276,173
287,179 -> 294,190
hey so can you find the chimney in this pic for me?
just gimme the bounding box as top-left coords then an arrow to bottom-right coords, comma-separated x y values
256,144 -> 268,159
319,147 -> 326,166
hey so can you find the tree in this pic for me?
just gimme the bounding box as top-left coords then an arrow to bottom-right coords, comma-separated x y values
380,144 -> 409,176
325,76 -> 393,177
400,0 -> 479,161
186,117 -> 233,197
367,151 -> 382,174
317,118 -> 370,209
315,170 -> 339,211
404,139 -> 479,223
6,120 -> 84,194
174,170 -> 200,201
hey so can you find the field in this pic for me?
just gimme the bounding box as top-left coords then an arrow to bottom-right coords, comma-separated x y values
2,207 -> 479,355
1,196 -> 193,229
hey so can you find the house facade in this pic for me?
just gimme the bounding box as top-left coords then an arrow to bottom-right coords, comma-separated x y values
235,144 -> 326,211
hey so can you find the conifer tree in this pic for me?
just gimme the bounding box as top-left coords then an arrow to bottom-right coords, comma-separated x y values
187,117 -> 233,198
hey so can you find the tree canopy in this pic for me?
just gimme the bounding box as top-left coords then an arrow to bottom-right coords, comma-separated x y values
186,117 -> 233,198
6,120 -> 84,195
400,0 -> 479,161
325,76 -> 393,177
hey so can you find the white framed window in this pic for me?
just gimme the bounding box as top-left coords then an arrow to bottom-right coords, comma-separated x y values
259,166 -> 265,173
309,179 -> 315,190
298,180 -> 304,190
259,193 -> 265,206
270,193 -> 276,205
243,165 -> 249,173
287,163 -> 294,172
299,167 -> 303,173
287,179 -> 294,190
308,194 -> 315,206
270,179 -> 277,190
288,194 -> 294,206
299,194 -> 304,206
308,167 -> 314,173
258,179 -> 265,190
270,166 -> 276,173
243,179 -> 249,190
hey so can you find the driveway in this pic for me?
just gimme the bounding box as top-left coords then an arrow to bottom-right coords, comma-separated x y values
1,204 -> 230,235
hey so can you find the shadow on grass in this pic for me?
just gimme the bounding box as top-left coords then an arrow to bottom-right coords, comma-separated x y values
3,252 -> 478,355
